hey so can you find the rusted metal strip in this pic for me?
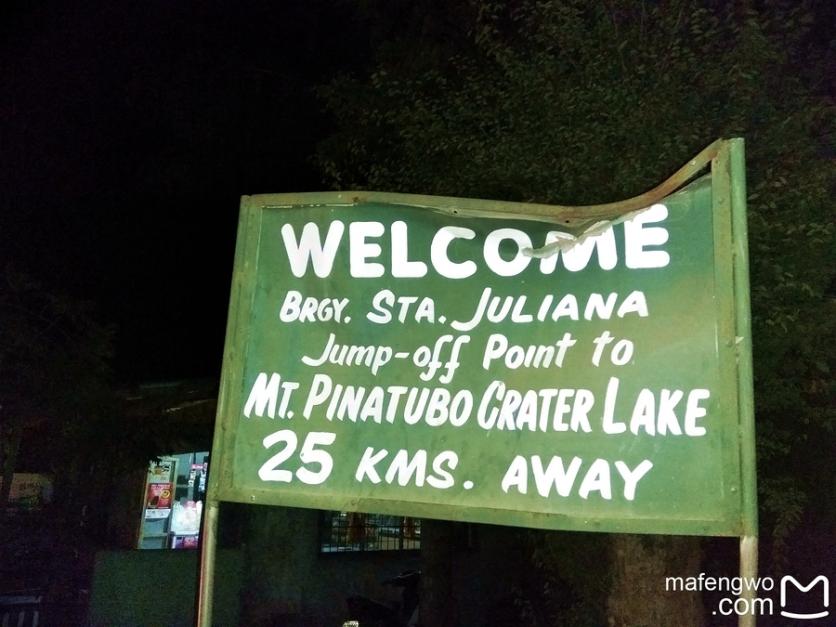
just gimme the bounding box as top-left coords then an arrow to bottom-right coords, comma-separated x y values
262,139 -> 723,227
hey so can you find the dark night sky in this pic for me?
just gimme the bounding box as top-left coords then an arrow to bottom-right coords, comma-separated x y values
1,1 -> 370,382
3,1 -> 833,383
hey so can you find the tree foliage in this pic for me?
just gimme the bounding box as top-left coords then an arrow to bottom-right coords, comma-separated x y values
317,0 -> 835,555
0,266 -> 115,502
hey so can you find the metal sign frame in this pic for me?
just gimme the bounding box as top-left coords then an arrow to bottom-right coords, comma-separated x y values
197,138 -> 757,626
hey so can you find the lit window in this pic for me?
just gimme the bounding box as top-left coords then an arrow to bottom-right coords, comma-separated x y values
320,511 -> 420,552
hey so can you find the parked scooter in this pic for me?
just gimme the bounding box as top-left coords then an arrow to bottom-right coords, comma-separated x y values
344,570 -> 420,627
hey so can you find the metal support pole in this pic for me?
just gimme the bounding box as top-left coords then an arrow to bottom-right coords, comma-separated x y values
195,199 -> 249,627
196,499 -> 220,627
728,138 -> 759,627
739,536 -> 758,627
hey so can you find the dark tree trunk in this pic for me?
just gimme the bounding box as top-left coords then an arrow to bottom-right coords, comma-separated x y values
607,534 -> 705,627
0,423 -> 21,509
420,519 -> 456,626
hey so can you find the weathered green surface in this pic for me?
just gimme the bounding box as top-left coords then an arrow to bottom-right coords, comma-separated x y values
209,141 -> 753,537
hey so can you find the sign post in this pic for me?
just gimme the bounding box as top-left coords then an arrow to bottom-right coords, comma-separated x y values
197,138 -> 756,626
728,140 -> 758,627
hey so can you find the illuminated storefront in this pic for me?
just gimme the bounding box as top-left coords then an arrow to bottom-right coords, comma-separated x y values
139,452 -> 208,550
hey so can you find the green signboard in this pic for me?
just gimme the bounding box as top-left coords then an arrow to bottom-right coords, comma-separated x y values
206,139 -> 756,540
